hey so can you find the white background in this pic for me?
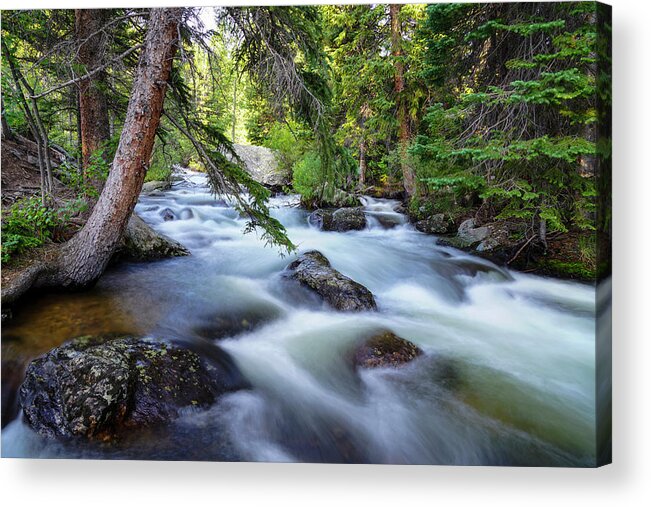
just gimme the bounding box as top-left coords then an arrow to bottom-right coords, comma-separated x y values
1,0 -> 649,505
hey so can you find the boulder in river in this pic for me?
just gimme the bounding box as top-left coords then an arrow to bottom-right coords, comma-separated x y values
19,335 -> 246,440
160,207 -> 176,221
309,207 -> 367,232
285,251 -> 377,312
353,331 -> 423,369
118,213 -> 189,261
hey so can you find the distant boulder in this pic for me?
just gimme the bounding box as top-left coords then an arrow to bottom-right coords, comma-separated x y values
141,180 -> 171,194
228,144 -> 289,188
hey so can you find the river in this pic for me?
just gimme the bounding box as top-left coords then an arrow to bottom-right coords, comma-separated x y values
1,170 -> 599,465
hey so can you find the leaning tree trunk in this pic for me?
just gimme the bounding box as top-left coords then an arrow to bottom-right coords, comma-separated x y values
40,8 -> 183,289
389,4 -> 415,197
76,9 -> 111,181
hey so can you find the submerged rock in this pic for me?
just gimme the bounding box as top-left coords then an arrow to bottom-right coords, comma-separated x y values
309,207 -> 367,232
19,335 -> 245,440
285,250 -> 377,312
118,213 -> 189,261
353,331 -> 423,369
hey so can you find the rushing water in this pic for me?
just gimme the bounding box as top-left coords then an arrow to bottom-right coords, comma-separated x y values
1,170 -> 599,465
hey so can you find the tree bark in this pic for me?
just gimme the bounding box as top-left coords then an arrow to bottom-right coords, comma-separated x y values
1,96 -> 14,141
39,8 -> 183,289
389,4 -> 415,196
76,9 -> 112,178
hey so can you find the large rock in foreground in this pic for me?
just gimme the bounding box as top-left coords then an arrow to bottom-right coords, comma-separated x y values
19,336 -> 246,440
353,331 -> 423,369
118,213 -> 189,261
285,251 -> 377,311
309,207 -> 367,232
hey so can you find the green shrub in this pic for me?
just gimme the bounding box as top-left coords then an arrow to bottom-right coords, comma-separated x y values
57,146 -> 112,199
1,196 -> 88,264
292,151 -> 322,201
145,162 -> 173,183
1,196 -> 59,263
263,122 -> 308,174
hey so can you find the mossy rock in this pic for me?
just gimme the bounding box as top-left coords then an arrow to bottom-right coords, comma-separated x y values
19,335 -> 247,440
353,331 -> 423,369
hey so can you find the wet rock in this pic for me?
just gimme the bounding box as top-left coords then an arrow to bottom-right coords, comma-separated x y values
353,331 -> 423,369
19,335 -> 246,440
414,213 -> 450,234
192,305 -> 283,341
118,214 -> 189,261
285,250 -> 377,312
142,180 -> 171,194
438,220 -> 518,262
309,207 -> 367,232
160,208 -> 176,221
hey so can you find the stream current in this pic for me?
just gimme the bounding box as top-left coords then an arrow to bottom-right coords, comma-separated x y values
1,170 -> 600,465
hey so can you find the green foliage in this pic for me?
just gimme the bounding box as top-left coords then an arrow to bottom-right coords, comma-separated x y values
323,3 -> 428,189
541,259 -> 595,280
292,151 -> 322,201
1,196 -> 57,263
1,194 -> 89,263
57,145 -> 112,198
262,121 -> 309,175
412,1 -> 600,236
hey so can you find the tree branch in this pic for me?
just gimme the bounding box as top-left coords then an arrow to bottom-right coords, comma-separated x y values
29,43 -> 144,99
